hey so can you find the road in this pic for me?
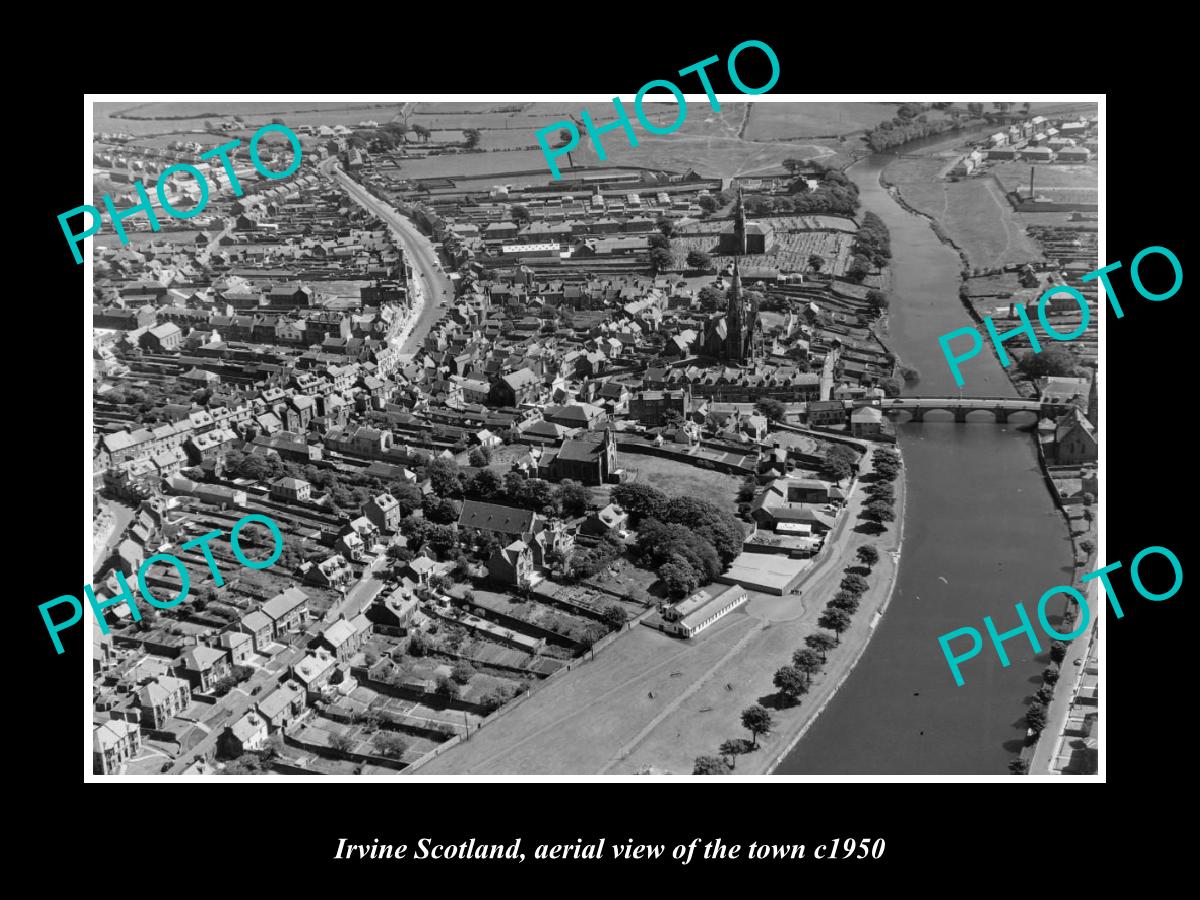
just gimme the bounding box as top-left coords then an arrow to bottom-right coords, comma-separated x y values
322,159 -> 453,357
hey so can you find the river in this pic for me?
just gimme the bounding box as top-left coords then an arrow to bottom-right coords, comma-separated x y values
776,137 -> 1073,774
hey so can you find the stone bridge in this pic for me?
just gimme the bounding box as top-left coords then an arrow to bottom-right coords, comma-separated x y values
851,396 -> 1046,424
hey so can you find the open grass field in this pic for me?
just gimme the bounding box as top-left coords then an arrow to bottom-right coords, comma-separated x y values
616,451 -> 740,512
885,157 -> 1044,270
744,102 -> 899,140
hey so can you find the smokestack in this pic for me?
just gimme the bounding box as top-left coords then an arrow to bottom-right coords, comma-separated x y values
1029,166 -> 1035,200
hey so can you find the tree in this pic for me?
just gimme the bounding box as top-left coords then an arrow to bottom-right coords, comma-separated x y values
864,500 -> 896,524
648,232 -> 671,251
687,249 -> 711,270
555,479 -> 590,518
755,397 -> 786,422
656,216 -> 675,237
737,476 -> 758,504
467,445 -> 492,468
1017,348 -> 1078,379
698,285 -> 726,312
846,255 -> 871,283
807,254 -> 826,273
330,733 -> 354,753
879,376 -> 903,398
1008,758 -> 1030,775
649,247 -> 673,272
602,604 -> 628,630
857,545 -> 880,568
719,738 -> 754,766
412,124 -> 431,142
823,445 -> 857,485
463,128 -> 481,149
1025,704 -> 1048,733
697,195 -> 719,214
426,458 -> 462,498
817,608 -> 851,643
466,467 -> 501,500
791,648 -> 822,683
741,704 -> 773,747
806,632 -> 837,661
372,732 -> 408,760
611,483 -> 668,524
1042,665 -> 1060,686
435,675 -> 460,699
450,660 -> 476,684
773,665 -> 808,704
1049,641 -> 1068,664
408,631 -> 430,657
782,158 -> 805,175
510,204 -> 531,225
659,559 -> 700,597
866,289 -> 890,314
1080,539 -> 1095,555
693,755 -> 732,775
828,591 -> 861,613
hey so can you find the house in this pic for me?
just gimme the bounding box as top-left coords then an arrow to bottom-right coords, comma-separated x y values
850,406 -> 884,437
239,610 -> 274,652
361,492 -> 401,533
257,679 -> 307,730
489,367 -> 542,407
335,529 -> 367,562
261,586 -> 311,637
1051,407 -> 1098,464
218,630 -> 254,666
581,502 -> 629,537
487,539 -> 535,587
221,710 -> 270,756
316,614 -> 373,662
291,649 -> 338,695
270,476 -> 312,503
136,675 -> 192,729
304,554 -> 353,588
807,400 -> 847,427
179,645 -> 231,693
94,720 -> 142,775
366,588 -> 419,630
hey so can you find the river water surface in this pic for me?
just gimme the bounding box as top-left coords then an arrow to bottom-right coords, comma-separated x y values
777,140 -> 1073,774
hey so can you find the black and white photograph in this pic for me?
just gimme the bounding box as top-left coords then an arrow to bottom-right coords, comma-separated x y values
72,95 -> 1112,782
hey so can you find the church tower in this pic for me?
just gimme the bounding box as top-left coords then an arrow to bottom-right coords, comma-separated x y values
725,259 -> 745,364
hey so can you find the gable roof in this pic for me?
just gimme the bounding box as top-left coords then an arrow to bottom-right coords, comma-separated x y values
458,499 -> 537,536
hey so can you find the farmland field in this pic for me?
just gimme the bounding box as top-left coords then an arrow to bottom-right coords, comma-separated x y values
744,102 -> 900,140
884,157 -> 1044,270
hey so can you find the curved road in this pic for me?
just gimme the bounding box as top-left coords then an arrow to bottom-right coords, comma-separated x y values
322,159 -> 453,357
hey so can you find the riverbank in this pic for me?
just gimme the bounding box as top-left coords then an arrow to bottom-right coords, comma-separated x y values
875,151 -> 1094,775
758,445 -> 906,774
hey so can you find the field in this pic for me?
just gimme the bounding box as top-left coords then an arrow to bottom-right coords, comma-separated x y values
615,451 -> 740,512
744,102 -> 900,140
884,157 -> 1044,270
992,160 -> 1099,205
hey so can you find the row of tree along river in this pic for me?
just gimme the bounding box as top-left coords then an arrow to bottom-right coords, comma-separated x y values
778,135 -> 1073,774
